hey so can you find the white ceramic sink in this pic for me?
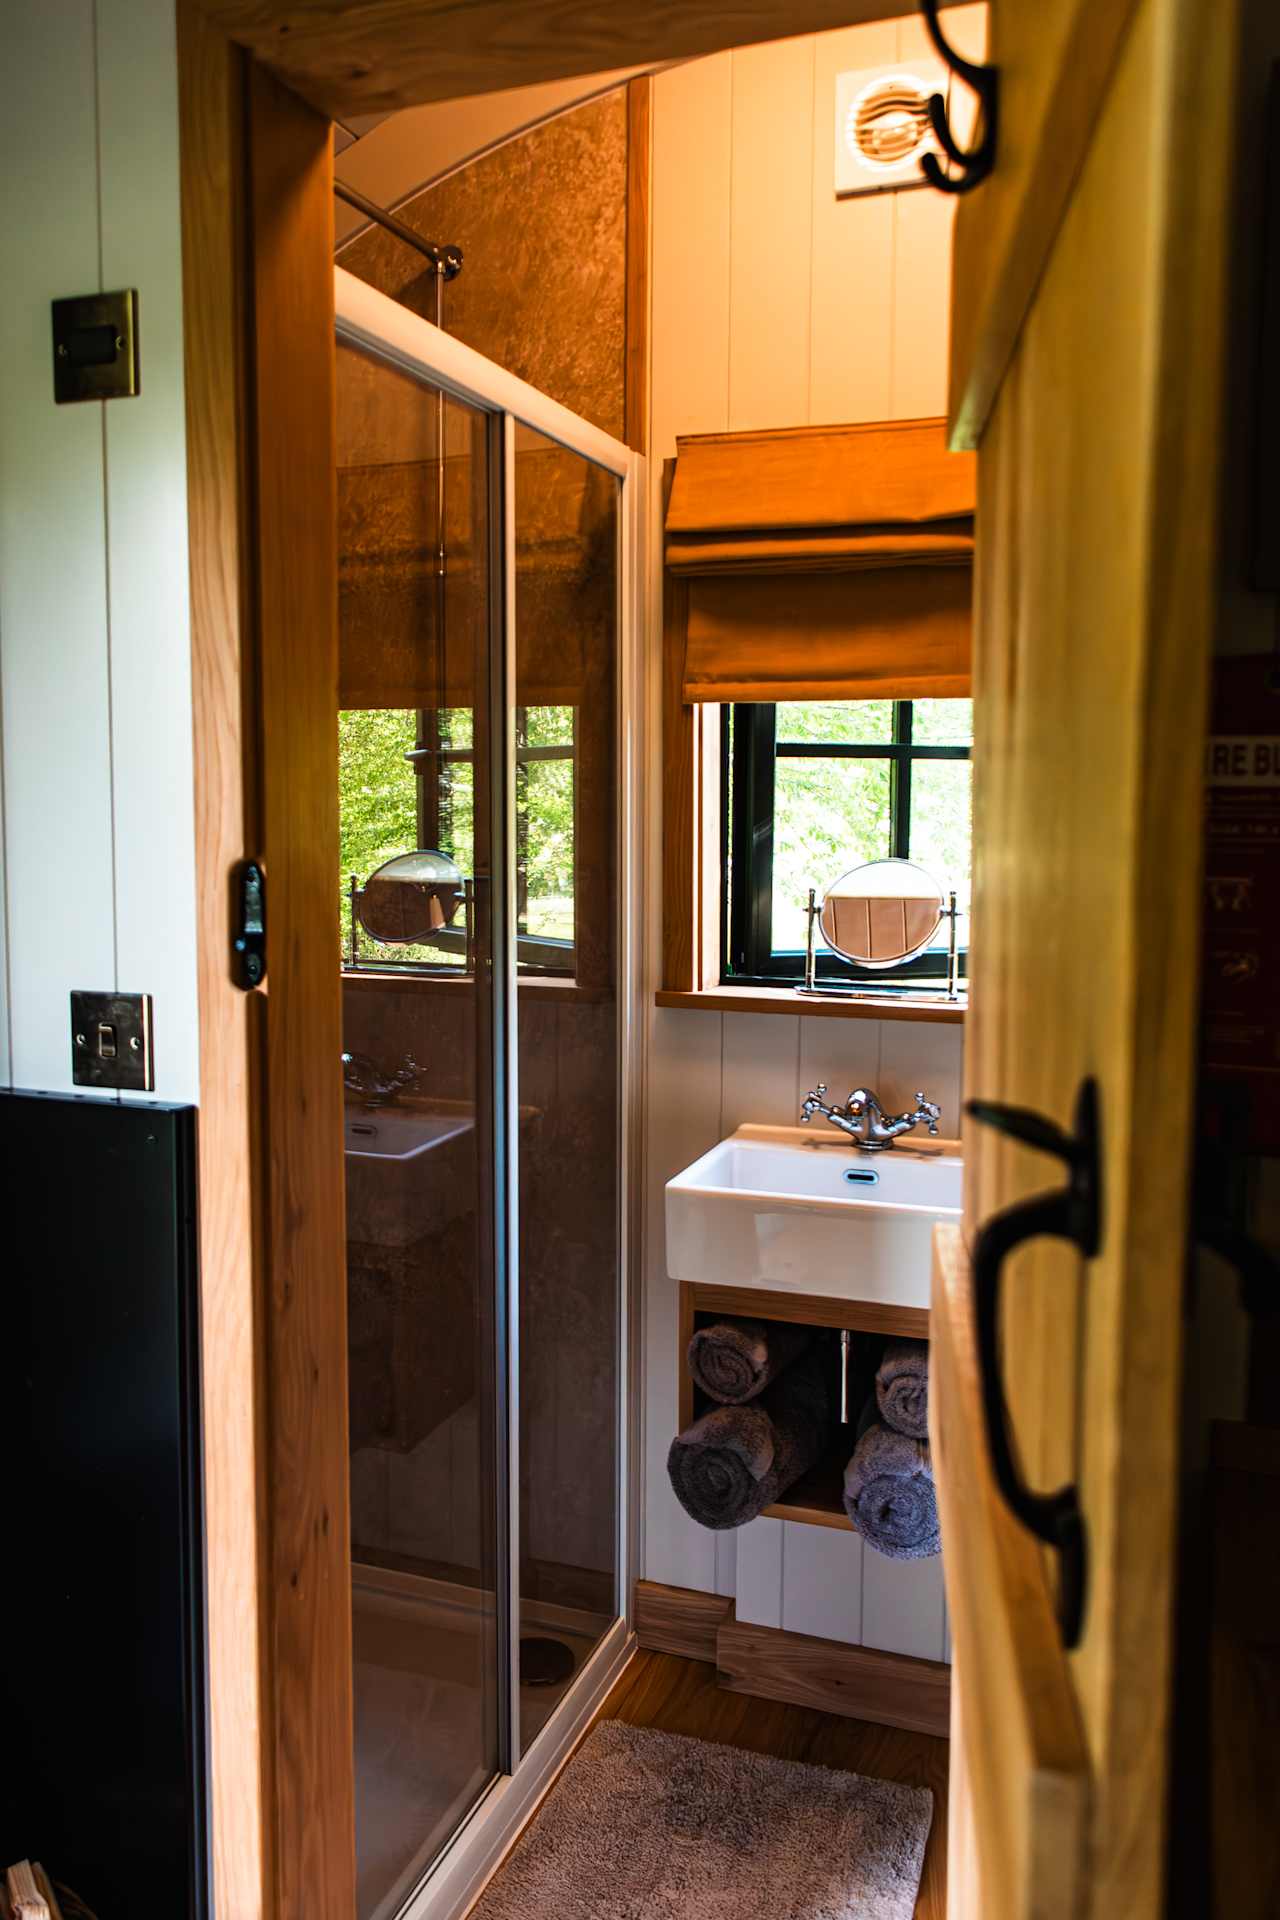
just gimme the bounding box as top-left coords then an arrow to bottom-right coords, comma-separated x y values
665,1125 -> 962,1308
344,1107 -> 472,1162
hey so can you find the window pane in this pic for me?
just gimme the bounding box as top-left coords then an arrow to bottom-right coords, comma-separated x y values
442,757 -> 474,882
771,755 -> 892,951
909,758 -> 972,908
912,698 -> 973,746
441,704 -> 474,751
523,703 -> 574,748
776,699 -> 893,745
338,709 -> 419,932
517,749 -> 575,945
337,706 -> 476,969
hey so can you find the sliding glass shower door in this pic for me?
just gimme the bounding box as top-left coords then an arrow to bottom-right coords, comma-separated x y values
333,274 -> 637,1920
337,343 -> 503,1920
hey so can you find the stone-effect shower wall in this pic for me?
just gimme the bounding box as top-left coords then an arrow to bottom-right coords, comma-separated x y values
339,91 -> 631,1615
339,88 -> 628,438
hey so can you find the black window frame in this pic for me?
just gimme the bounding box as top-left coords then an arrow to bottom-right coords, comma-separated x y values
721,699 -> 971,987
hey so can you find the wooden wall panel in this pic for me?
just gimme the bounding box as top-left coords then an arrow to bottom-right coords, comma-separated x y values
808,18 -> 898,425
782,1521 -> 864,1644
99,0 -> 202,1103
0,0 -> 114,1095
735,1517 -> 785,1628
863,1549 -> 947,1662
0,0 -> 208,1105
178,8 -> 272,1914
720,1009 -> 800,1132
728,38 -> 815,432
249,65 -> 356,1920
642,1006 -> 724,1594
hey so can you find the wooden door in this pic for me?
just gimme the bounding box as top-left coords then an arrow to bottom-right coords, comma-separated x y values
933,0 -> 1241,1915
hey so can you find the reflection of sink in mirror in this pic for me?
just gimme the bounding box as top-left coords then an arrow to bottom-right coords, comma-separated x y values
344,1109 -> 473,1162
344,1101 -> 540,1249
666,1124 -> 961,1307
344,1102 -> 478,1248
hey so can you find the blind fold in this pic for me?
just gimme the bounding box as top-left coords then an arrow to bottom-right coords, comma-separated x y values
667,418 -> 975,702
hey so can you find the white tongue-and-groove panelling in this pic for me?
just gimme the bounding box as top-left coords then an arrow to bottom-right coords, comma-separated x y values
0,0 -> 198,1103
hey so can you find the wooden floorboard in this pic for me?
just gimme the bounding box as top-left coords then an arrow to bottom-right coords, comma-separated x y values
587,1650 -> 949,1919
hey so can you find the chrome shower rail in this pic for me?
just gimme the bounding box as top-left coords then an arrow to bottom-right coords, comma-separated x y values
333,178 -> 463,279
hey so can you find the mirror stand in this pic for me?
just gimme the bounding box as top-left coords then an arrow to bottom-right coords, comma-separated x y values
796,886 -> 963,1002
347,872 -> 475,973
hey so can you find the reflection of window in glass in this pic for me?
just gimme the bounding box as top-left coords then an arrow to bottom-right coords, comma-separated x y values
723,698 -> 972,984
515,706 -> 575,974
336,702 -> 577,974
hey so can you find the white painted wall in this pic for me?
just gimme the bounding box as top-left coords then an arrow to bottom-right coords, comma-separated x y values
0,0 -> 198,1106
640,8 -> 985,1660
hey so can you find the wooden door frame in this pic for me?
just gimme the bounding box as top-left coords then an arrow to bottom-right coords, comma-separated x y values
177,8 -> 689,1914
180,10 -> 352,1917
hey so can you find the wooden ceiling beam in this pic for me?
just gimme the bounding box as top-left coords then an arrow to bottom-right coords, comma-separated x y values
193,0 -> 920,119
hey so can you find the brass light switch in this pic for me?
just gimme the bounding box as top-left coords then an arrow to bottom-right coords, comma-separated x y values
52,289 -> 140,403
71,990 -> 154,1091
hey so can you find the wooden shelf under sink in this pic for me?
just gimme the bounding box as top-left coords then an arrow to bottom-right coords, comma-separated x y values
678,1279 -> 929,1533
762,1442 -> 855,1531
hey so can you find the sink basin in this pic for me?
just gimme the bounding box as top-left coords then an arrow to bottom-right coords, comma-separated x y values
344,1108 -> 472,1162
665,1125 -> 962,1307
344,1102 -> 477,1248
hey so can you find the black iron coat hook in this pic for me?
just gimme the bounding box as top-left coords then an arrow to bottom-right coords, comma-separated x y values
919,0 -> 999,194
965,1078 -> 1102,1649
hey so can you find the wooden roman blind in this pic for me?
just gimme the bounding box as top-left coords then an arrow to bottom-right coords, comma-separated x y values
666,419 -> 976,703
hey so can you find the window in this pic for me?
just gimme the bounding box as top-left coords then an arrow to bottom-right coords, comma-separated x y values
722,698 -> 972,984
337,703 -> 577,975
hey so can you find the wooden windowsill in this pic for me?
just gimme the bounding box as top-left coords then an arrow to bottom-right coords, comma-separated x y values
655,985 -> 965,1024
342,969 -> 614,1006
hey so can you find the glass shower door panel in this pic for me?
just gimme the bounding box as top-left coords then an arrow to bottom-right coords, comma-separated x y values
336,341 -> 501,1917
513,426 -> 621,1745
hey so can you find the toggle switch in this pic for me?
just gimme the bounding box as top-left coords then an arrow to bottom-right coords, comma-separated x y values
70,991 -> 153,1091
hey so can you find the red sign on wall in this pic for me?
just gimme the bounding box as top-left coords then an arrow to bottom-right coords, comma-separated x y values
1201,656 -> 1280,1151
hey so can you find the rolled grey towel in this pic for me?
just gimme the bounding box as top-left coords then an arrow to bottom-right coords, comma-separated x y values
687,1316 -> 815,1405
667,1344 -> 833,1530
843,1416 -> 940,1560
876,1338 -> 930,1439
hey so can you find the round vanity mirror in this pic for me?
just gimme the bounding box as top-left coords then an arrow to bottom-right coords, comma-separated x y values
819,858 -> 945,968
356,849 -> 464,947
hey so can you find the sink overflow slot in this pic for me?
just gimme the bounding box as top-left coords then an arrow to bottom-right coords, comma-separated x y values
351,1123 -> 378,1137
843,1167 -> 880,1186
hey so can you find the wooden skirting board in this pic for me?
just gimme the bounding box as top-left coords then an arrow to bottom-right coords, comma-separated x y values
635,1580 -> 733,1663
635,1581 -> 950,1740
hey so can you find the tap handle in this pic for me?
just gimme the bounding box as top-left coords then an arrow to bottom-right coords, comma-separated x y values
915,1091 -> 941,1135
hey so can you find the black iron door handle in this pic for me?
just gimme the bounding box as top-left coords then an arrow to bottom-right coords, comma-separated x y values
965,1077 -> 1102,1649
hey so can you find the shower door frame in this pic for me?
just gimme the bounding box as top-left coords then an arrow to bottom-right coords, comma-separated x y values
335,265 -> 646,1920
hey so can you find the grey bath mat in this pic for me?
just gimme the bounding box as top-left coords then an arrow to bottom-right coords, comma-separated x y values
470,1720 -> 933,1919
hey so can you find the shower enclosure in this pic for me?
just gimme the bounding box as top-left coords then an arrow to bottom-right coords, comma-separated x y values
333,268 -> 642,1920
